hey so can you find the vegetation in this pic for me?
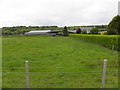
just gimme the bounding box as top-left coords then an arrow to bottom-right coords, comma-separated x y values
82,30 -> 87,34
2,25 -> 107,36
70,34 -> 119,51
63,26 -> 69,36
0,37 -> 2,88
101,31 -> 107,35
2,26 -> 60,36
107,15 -> 120,35
67,25 -> 107,30
76,28 -> 81,34
2,28 -> 30,36
90,28 -> 99,34
2,36 -> 118,88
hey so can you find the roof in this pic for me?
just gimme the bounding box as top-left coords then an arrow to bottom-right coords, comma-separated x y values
24,30 -> 51,35
68,30 -> 76,33
29,30 -> 51,33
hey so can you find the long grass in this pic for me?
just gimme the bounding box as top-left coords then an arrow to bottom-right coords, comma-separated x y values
2,36 -> 118,88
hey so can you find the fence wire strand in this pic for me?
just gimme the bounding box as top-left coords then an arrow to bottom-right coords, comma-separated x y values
2,60 -> 118,88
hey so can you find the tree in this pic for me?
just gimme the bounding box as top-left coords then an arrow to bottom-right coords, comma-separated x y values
2,30 -> 12,35
82,30 -> 87,34
19,29 -> 26,34
76,28 -> 81,34
14,30 -> 20,35
107,15 -> 120,35
90,28 -> 99,34
63,26 -> 69,36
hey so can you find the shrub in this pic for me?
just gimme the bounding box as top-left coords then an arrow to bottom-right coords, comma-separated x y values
63,26 -> 69,36
101,31 -> 107,35
107,15 -> 120,35
90,28 -> 99,34
70,34 -> 119,51
76,28 -> 81,34
82,30 -> 87,34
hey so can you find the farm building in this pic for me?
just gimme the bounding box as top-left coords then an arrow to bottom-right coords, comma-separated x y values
68,30 -> 76,34
24,30 -> 77,36
24,30 -> 51,36
81,27 -> 93,33
24,30 -> 62,36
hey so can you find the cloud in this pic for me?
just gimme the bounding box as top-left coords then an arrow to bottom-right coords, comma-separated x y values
0,0 -> 119,27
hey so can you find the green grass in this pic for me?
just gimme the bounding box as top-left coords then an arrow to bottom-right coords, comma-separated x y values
2,36 -> 118,88
0,37 -> 2,88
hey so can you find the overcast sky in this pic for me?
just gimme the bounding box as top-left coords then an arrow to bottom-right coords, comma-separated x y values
0,0 -> 119,27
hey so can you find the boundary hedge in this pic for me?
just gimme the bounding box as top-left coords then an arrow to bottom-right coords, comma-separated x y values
70,34 -> 119,51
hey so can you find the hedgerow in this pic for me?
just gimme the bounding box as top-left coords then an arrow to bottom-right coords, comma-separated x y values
70,34 -> 119,51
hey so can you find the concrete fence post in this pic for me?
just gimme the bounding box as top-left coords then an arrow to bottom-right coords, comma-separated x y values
102,59 -> 107,89
25,61 -> 30,89
112,45 -> 115,54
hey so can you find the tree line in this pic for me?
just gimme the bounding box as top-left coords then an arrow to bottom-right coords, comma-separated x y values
2,15 -> 120,36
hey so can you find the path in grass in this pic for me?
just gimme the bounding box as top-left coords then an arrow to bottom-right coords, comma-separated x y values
2,36 -> 118,88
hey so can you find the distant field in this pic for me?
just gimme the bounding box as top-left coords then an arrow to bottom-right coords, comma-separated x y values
2,36 -> 118,88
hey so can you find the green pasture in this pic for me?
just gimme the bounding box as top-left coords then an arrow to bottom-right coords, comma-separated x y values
0,37 -> 2,88
2,36 -> 118,88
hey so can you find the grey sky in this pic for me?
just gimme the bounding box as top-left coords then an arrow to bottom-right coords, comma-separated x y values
0,0 -> 119,27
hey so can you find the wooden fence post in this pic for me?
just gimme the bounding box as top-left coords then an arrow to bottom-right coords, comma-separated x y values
25,61 -> 30,89
102,59 -> 107,89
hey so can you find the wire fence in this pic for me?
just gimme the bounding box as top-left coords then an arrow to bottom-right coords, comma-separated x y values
2,59 -> 118,88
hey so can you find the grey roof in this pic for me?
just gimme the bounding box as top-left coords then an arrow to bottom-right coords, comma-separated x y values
24,30 -> 51,35
29,30 -> 51,33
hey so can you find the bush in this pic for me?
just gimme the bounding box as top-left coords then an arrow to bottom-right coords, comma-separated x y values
63,26 -> 69,36
90,28 -> 99,34
101,31 -> 107,35
82,30 -> 87,34
107,15 -> 120,35
70,34 -> 119,51
76,28 -> 81,34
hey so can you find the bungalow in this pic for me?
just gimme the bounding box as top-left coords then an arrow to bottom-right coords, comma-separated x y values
24,30 -> 77,36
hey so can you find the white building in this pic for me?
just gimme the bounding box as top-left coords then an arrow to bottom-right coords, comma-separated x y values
24,30 -> 51,36
118,1 -> 120,15
68,30 -> 76,34
81,27 -> 93,33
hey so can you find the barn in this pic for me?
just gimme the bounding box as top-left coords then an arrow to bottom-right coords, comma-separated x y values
24,30 -> 51,36
24,30 -> 77,36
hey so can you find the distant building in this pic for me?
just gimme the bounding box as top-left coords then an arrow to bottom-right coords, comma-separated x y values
24,30 -> 61,36
80,27 -> 93,33
24,30 -> 77,36
118,1 -> 120,15
24,30 -> 51,36
68,30 -> 76,34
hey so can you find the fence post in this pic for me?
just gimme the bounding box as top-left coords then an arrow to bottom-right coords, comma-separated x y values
100,43 -> 102,47
102,59 -> 107,89
25,61 -> 30,89
112,45 -> 115,54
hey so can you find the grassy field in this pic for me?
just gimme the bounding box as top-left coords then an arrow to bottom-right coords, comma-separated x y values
2,36 -> 118,88
0,37 -> 2,88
